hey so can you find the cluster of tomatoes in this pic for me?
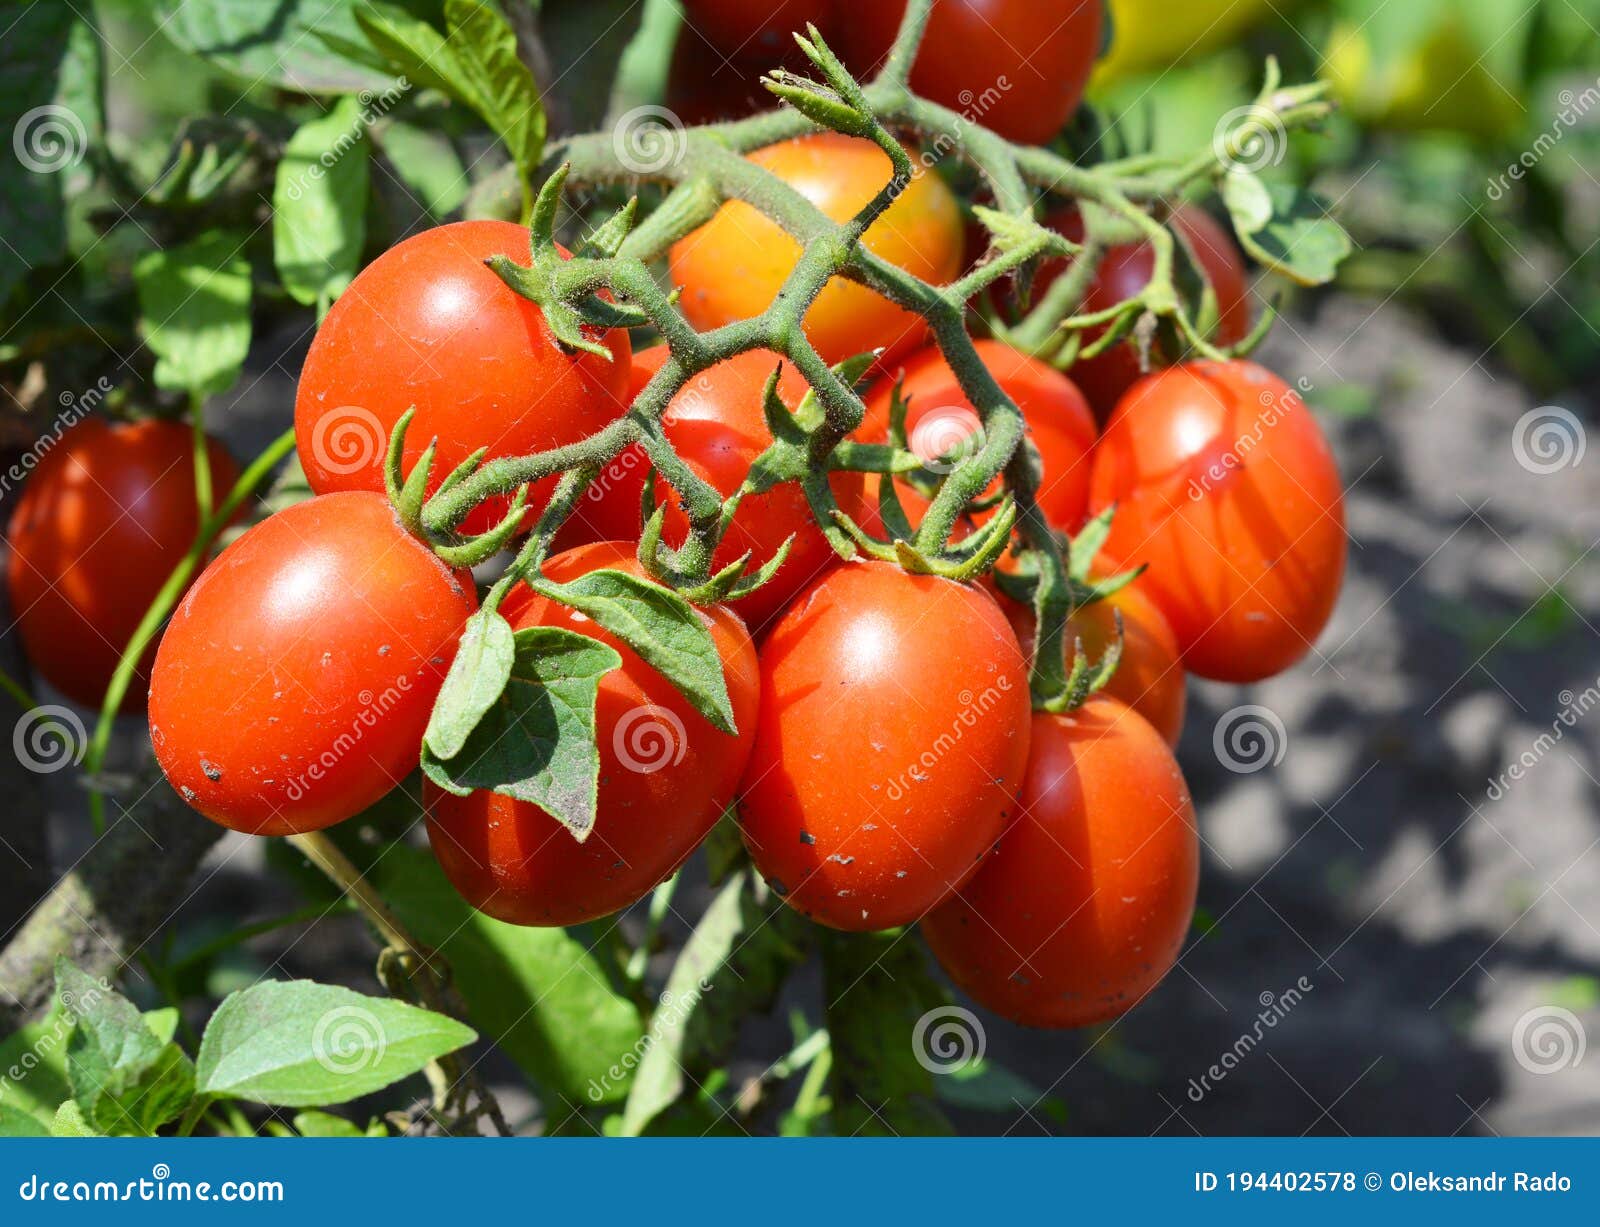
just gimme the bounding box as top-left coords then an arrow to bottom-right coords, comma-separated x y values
2,2 -> 1346,1031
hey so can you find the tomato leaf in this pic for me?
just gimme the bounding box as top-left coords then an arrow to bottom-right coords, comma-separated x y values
1234,183 -> 1353,287
376,119 -> 468,219
134,230 -> 253,397
420,626 -> 622,840
273,95 -> 372,307
368,843 -> 646,1104
1219,167 -> 1273,236
50,1101 -> 95,1137
194,981 -> 474,1109
423,609 -> 515,763
621,871 -> 813,1135
535,569 -> 736,734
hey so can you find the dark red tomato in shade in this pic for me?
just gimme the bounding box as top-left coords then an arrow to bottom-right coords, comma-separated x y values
149,492 -> 477,835
863,339 -> 1098,531
425,541 -> 760,927
680,0 -> 839,61
738,561 -> 1033,931
923,696 -> 1199,1029
294,220 -> 633,535
4,418 -> 238,709
1088,360 -> 1346,683
1032,205 -> 1252,419
568,344 -> 873,633
839,0 -> 1104,145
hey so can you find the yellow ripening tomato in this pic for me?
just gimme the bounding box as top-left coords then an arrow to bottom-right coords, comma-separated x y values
668,133 -> 963,366
1092,0 -> 1278,88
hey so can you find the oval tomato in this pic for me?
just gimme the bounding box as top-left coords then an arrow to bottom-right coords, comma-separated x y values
1088,360 -> 1345,682
1031,205 -> 1251,419
294,220 -> 633,534
738,561 -> 1032,930
681,0 -> 838,61
840,0 -> 1103,145
670,134 -> 963,367
149,491 -> 477,835
865,339 -> 1098,531
923,695 -> 1198,1028
5,418 -> 238,709
426,541 -> 759,926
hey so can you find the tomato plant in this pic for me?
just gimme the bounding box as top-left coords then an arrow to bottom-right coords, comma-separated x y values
295,220 -> 633,534
5,419 -> 236,709
923,695 -> 1198,1028
426,542 -> 759,927
670,133 -> 963,366
738,561 -> 1033,930
1088,361 -> 1346,682
149,491 -> 477,835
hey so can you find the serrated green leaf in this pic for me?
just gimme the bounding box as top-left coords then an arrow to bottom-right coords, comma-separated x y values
443,0 -> 545,186
1235,184 -> 1352,287
195,981 -> 475,1109
57,960 -> 173,1136
0,1008 -> 74,1122
368,844 -> 645,1103
88,1043 -> 195,1137
538,569 -> 735,733
622,871 -> 812,1135
134,230 -> 253,397
421,626 -> 621,839
51,1100 -> 95,1137
273,95 -> 372,306
424,609 -> 516,762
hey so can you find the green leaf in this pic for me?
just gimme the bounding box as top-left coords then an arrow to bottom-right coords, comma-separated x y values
1234,183 -> 1353,287
368,844 -> 646,1103
134,230 -> 253,397
273,95 -> 372,306
421,626 -> 621,839
539,569 -> 735,733
156,0 -> 414,94
821,932 -> 955,1136
292,1109 -> 365,1137
377,119 -> 468,218
0,1009 -> 74,1122
1219,168 -> 1272,235
935,1059 -> 1063,1122
621,871 -> 812,1135
51,1100 -> 95,1137
0,1105 -> 49,1137
423,609 -> 515,762
56,960 -> 175,1136
194,981 -> 475,1108
0,3 -> 103,304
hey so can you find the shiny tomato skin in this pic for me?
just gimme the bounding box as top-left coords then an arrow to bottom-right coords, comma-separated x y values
1088,361 -> 1346,682
865,339 -> 1098,531
294,221 -> 632,534
149,491 -> 477,835
1035,205 -> 1251,419
840,1 -> 1104,145
5,418 -> 238,709
995,577 -> 1187,746
923,697 -> 1198,1028
426,541 -> 759,927
738,561 -> 1032,931
681,0 -> 838,61
670,134 -> 963,367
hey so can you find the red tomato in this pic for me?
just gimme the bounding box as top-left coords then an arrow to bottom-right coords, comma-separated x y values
554,345 -> 665,549
426,541 -> 759,926
5,418 -> 237,709
149,491 -> 476,835
1088,361 -> 1345,682
839,1 -> 1104,145
1033,205 -> 1252,419
681,0 -> 838,61
923,696 -> 1198,1028
864,339 -> 1098,531
994,576 -> 1187,746
294,221 -> 633,534
738,561 -> 1032,930
670,134 -> 963,367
